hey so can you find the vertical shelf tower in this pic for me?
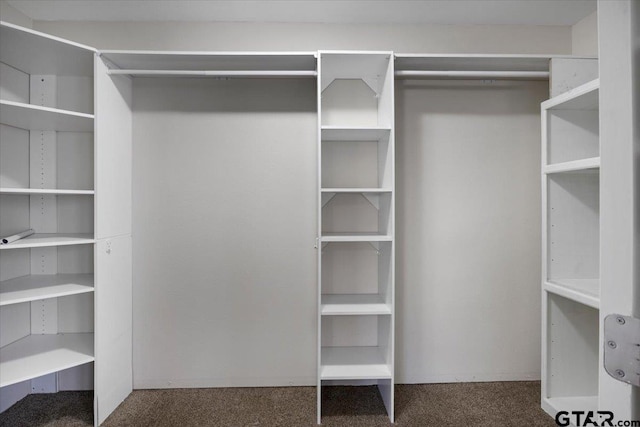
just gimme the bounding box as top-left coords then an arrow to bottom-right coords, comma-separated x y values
0,21 -> 133,425
541,78 -> 601,416
317,51 -> 395,423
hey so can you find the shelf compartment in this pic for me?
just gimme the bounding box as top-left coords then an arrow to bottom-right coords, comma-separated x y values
544,80 -> 599,165
547,173 -> 599,285
321,127 -> 391,142
321,233 -> 392,242
0,21 -> 95,77
544,157 -> 600,174
321,346 -> 391,380
544,293 -> 599,412
544,279 -> 599,309
0,233 -> 94,250
0,333 -> 94,387
0,188 -> 94,195
321,294 -> 391,316
542,79 -> 599,111
0,273 -> 94,306
0,100 -> 94,132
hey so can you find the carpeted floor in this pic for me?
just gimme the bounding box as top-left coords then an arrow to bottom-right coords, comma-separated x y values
0,382 -> 556,426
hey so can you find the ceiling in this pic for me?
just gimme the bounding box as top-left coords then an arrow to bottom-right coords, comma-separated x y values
7,0 -> 597,26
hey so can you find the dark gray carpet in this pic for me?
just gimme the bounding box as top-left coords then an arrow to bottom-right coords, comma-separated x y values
0,382 -> 555,426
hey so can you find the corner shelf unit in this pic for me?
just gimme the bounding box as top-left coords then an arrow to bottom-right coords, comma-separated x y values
1,21 -> 133,426
541,78 -> 601,418
0,19 -> 97,416
317,51 -> 395,424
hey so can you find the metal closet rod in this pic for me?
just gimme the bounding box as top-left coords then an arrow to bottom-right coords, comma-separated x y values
107,69 -> 548,80
107,69 -> 318,77
395,70 -> 549,80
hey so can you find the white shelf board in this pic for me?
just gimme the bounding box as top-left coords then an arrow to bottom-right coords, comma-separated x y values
542,78 -> 599,110
0,333 -> 94,388
321,233 -> 392,242
0,21 -> 95,76
321,294 -> 391,316
321,188 -> 392,193
0,234 -> 95,250
544,279 -> 600,309
394,54 -> 558,72
542,396 -> 599,416
321,346 -> 391,380
0,188 -> 94,195
321,126 -> 390,142
100,50 -> 317,71
0,100 -> 94,132
107,69 -> 316,78
544,157 -> 600,174
0,274 -> 94,306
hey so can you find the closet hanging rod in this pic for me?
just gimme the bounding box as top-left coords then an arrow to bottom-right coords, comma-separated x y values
395,70 -> 549,80
107,69 -> 318,77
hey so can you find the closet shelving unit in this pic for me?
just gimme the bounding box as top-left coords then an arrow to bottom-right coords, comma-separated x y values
317,51 -> 395,423
1,21 -> 134,426
0,20 -> 97,397
541,78 -> 600,416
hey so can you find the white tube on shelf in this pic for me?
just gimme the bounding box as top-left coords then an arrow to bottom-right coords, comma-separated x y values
1,229 -> 35,245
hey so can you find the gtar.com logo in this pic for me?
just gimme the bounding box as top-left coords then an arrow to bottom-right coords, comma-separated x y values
556,411 -> 640,427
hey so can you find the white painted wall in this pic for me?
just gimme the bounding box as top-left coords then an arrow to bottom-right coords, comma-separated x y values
395,80 -> 545,382
12,20 -> 560,387
132,78 -> 317,388
32,21 -> 571,53
0,0 -> 32,28
572,11 -> 598,56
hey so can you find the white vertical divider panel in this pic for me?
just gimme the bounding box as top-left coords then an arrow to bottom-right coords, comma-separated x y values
94,58 -> 132,240
378,55 -> 394,421
598,0 -> 640,418
316,52 -> 322,426
29,74 -> 58,394
94,236 -> 132,425
94,56 -> 133,425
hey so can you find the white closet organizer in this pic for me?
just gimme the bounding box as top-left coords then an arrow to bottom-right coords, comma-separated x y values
3,18 -> 617,425
541,78 -> 600,416
317,51 -> 395,423
0,21 -> 133,425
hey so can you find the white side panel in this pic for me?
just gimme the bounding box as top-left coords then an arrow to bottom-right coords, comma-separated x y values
0,381 -> 30,412
95,235 -> 132,425
94,57 -> 132,240
549,58 -> 598,97
598,0 -> 640,418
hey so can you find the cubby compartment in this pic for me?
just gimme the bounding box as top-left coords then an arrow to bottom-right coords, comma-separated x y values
1,120 -> 94,193
321,315 -> 392,380
543,293 -> 599,414
545,172 -> 599,307
321,130 -> 392,190
320,53 -> 393,128
0,245 -> 94,302
321,192 -> 392,237
321,242 -> 392,315
544,79 -> 599,167
0,23 -> 95,116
